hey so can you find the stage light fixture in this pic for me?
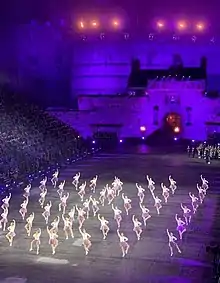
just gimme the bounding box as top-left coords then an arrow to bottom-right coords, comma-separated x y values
119,139 -> 123,143
174,126 -> 180,133
80,34 -> 87,41
140,126 -> 146,132
156,21 -> 165,29
124,33 -> 129,40
177,21 -> 187,30
192,35 -> 197,42
173,34 -> 179,40
210,37 -> 215,43
91,20 -> 98,28
100,33 -> 105,40
112,19 -> 119,27
196,22 -> 204,31
79,21 -> 85,29
149,33 -> 154,40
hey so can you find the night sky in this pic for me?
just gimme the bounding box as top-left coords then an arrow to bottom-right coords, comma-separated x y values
0,0 -> 218,30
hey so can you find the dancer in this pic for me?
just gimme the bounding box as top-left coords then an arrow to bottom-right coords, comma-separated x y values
72,172 -> 81,190
116,177 -> 123,196
197,183 -> 206,204
68,206 -> 76,222
106,184 -> 115,205
175,214 -> 186,240
51,169 -> 59,188
169,175 -> 177,195
99,186 -> 107,206
117,229 -> 129,257
30,228 -> 41,255
79,228 -> 92,255
180,203 -> 191,225
47,226 -> 59,255
58,192 -> 70,214
76,205 -> 86,229
122,193 -> 132,215
83,198 -> 91,219
1,193 -> 12,210
24,212 -> 35,236
153,195 -> 162,215
90,175 -> 98,193
19,196 -> 29,220
0,206 -> 8,231
136,183 -> 145,203
97,214 -> 110,240
39,187 -> 47,208
62,214 -> 74,239
6,219 -> 16,246
57,180 -> 65,198
112,204 -> 122,228
200,175 -> 209,191
161,183 -> 170,203
50,216 -> 60,233
139,203 -> 151,226
146,175 -> 155,195
112,177 -> 123,196
78,181 -> 86,202
23,184 -> 31,198
166,229 -> 181,257
189,192 -> 199,214
42,201 -> 52,224
90,196 -> 100,217
39,176 -> 47,191
132,215 -> 142,240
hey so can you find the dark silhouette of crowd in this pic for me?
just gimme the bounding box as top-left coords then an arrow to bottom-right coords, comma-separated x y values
0,86 -> 88,186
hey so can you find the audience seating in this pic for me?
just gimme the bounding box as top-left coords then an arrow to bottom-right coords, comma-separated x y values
0,86 -> 87,185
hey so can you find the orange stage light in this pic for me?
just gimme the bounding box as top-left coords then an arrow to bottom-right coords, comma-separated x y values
91,20 -> 98,28
113,20 -> 119,26
177,21 -> 187,30
157,21 -> 164,28
196,22 -> 204,31
174,126 -> 180,133
79,21 -> 85,29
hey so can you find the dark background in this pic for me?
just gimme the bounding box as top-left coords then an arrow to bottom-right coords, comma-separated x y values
0,0 -> 218,29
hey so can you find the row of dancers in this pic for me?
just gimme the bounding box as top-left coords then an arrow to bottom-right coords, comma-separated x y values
0,170 -> 209,258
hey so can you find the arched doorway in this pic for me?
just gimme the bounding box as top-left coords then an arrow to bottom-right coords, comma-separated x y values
164,113 -> 181,134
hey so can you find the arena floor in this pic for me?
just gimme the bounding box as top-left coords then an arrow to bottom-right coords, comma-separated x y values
0,150 -> 219,283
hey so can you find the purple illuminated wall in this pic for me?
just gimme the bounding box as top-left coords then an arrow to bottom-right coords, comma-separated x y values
72,40 -> 219,95
0,25 -> 220,105
0,25 -> 72,106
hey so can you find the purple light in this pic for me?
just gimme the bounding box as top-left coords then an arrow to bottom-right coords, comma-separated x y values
119,139 -> 123,143
174,137 -> 177,141
192,139 -> 195,142
140,126 -> 146,132
142,137 -> 145,140
92,140 -> 95,144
